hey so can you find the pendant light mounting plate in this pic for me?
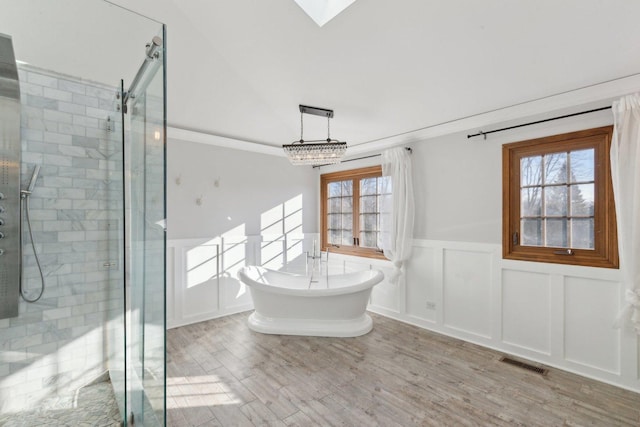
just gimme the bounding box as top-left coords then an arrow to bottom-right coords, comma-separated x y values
299,104 -> 334,118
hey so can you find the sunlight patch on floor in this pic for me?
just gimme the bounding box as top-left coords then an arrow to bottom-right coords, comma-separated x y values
166,375 -> 242,407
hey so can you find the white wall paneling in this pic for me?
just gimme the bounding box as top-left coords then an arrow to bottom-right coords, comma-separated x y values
369,269 -> 401,314
367,239 -> 639,393
564,276 -> 620,374
501,269 -> 551,355
405,246 -> 437,323
168,237 -> 253,329
442,247 -> 494,338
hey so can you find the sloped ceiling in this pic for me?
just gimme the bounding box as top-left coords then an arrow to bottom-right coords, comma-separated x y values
62,1 -> 640,149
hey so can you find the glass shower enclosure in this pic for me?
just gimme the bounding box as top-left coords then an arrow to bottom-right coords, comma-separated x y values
0,1 -> 166,425
121,30 -> 167,425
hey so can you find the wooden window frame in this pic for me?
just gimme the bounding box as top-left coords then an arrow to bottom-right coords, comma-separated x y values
502,125 -> 618,268
320,166 -> 387,260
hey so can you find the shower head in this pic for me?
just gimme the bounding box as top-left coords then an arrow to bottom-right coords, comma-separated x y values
27,164 -> 40,193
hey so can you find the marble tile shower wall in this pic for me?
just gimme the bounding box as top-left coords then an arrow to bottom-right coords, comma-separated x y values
0,65 -> 124,413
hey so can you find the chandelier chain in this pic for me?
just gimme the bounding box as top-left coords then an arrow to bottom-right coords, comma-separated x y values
327,116 -> 331,140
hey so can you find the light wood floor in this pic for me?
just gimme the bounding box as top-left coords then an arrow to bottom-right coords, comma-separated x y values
166,312 -> 640,426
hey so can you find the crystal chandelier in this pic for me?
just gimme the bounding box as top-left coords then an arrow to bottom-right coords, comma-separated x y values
283,105 -> 347,166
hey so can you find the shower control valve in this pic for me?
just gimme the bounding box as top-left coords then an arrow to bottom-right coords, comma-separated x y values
0,219 -> 4,225
0,192 -> 4,199
0,206 -> 4,213
0,232 -> 4,239
0,249 -> 4,256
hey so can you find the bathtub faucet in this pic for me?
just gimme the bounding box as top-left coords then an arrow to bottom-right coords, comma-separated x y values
307,246 -> 329,276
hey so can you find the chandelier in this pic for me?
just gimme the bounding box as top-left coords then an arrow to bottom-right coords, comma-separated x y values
283,105 -> 347,166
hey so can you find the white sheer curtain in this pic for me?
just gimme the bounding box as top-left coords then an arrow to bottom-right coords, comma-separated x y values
611,94 -> 640,334
379,147 -> 415,284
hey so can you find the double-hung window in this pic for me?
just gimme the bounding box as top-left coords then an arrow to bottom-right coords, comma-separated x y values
502,126 -> 618,268
320,166 -> 389,259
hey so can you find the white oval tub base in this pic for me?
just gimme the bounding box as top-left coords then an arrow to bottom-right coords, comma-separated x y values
248,312 -> 373,337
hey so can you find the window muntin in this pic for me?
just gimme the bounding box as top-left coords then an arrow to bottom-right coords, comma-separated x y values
359,176 -> 391,248
503,126 -> 618,268
321,166 -> 387,259
326,180 -> 353,246
519,148 -> 595,249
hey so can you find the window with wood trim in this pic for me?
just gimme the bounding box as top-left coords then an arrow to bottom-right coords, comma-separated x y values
503,126 -> 618,268
321,166 -> 389,259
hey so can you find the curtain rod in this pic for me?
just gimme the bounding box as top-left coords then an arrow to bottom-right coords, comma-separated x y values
467,106 -> 612,140
312,147 -> 412,169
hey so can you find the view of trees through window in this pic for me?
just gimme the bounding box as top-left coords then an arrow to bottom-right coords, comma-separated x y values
321,166 -> 387,259
503,126 -> 617,268
327,180 -> 354,246
358,176 -> 390,248
326,175 -> 390,248
520,148 -> 595,249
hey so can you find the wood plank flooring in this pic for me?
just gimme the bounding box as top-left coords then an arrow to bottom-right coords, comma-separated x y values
166,312 -> 640,426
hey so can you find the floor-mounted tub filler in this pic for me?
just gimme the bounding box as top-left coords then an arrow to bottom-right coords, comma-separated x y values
237,266 -> 384,337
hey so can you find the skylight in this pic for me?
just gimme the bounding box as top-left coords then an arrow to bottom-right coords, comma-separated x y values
293,0 -> 357,27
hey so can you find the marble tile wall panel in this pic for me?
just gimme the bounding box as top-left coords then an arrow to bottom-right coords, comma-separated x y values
0,65 -> 124,414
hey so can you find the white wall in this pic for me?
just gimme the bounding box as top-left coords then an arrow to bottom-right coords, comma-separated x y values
412,109 -> 613,243
167,139 -> 318,239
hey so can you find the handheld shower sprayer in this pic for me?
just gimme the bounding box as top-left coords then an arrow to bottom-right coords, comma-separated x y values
22,164 -> 40,197
27,164 -> 40,192
20,164 -> 45,302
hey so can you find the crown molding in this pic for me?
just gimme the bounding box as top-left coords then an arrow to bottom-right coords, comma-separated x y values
168,72 -> 640,157
167,127 -> 283,157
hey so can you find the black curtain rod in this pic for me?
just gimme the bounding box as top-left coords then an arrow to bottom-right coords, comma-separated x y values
467,106 -> 612,140
312,147 -> 412,169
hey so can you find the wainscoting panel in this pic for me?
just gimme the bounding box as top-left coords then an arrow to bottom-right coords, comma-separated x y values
442,248 -> 493,338
501,269 -> 551,355
328,256 -> 399,314
564,276 -> 621,374
369,264 -> 399,313
220,276 -> 253,311
405,246 -> 437,322
182,244 -> 220,321
168,238 -> 255,328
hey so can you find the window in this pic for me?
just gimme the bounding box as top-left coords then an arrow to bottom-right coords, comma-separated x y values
503,126 -> 618,268
320,166 -> 389,259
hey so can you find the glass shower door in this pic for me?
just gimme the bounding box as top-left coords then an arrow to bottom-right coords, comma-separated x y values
125,30 -> 166,426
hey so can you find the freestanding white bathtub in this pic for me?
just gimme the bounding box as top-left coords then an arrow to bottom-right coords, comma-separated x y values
237,266 -> 384,337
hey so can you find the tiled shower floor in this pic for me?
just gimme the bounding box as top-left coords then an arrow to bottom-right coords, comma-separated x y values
0,380 -> 121,427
